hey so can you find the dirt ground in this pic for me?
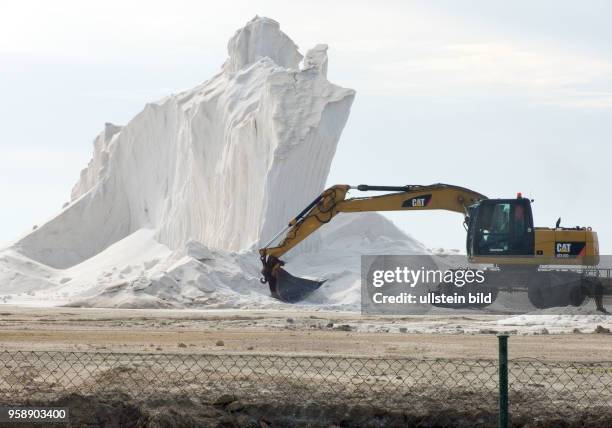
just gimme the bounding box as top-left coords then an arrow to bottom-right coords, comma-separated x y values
0,306 -> 611,427
0,306 -> 611,361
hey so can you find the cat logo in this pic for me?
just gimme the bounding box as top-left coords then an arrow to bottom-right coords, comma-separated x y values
555,241 -> 586,258
556,243 -> 572,253
402,194 -> 432,209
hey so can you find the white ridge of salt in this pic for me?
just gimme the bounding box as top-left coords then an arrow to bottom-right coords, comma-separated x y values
0,17 -> 428,310
11,16 -> 355,269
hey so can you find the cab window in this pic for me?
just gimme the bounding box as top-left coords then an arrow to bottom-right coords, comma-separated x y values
472,200 -> 534,256
479,203 -> 511,253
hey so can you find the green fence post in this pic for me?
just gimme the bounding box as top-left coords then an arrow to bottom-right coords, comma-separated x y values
498,334 -> 509,428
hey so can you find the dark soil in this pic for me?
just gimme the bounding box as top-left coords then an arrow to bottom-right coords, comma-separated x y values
1,392 -> 610,428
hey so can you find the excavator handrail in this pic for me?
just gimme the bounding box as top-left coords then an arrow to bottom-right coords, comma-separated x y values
355,183 -> 487,197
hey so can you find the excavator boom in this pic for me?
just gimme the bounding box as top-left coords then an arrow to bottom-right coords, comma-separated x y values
259,183 -> 487,302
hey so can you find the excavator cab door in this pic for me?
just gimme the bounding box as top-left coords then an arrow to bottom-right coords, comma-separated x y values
467,198 -> 535,257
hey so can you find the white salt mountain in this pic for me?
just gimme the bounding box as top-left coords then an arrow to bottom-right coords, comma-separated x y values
0,17 -> 425,309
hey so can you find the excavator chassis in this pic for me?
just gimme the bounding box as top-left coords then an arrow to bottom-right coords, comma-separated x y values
429,266 -> 611,312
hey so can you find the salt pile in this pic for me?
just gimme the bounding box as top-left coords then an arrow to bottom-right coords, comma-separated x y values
0,17 -> 425,309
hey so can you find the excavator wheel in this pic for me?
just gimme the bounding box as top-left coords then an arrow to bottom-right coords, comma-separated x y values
527,271 -> 586,309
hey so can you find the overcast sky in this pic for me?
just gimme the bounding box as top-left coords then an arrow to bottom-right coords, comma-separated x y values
1,0 -> 611,252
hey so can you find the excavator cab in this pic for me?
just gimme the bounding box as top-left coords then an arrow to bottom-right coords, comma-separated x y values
466,196 -> 535,257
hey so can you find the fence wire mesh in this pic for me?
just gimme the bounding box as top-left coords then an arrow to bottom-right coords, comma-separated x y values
508,358 -> 612,421
0,350 -> 610,426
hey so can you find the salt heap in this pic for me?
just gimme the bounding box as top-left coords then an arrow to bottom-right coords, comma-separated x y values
0,17 -> 424,308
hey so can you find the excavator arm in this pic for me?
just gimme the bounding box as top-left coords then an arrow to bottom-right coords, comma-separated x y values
259,183 -> 487,302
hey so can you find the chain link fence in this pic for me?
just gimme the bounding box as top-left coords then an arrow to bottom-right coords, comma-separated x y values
508,358 -> 612,423
0,347 -> 611,426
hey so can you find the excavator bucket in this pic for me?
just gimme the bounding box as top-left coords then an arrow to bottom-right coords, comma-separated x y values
260,255 -> 324,303
268,267 -> 324,303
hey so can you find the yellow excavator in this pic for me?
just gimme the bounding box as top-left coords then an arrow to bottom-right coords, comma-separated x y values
259,183 -> 608,310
